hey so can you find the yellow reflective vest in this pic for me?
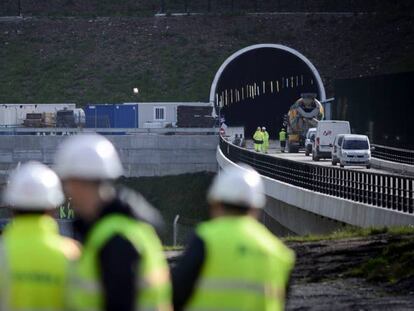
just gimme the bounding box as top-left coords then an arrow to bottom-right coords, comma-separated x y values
0,215 -> 79,311
279,131 -> 287,142
253,131 -> 264,143
66,214 -> 172,311
263,131 -> 269,143
186,216 -> 295,311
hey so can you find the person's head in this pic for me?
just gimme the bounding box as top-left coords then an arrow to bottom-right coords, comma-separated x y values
207,164 -> 265,219
262,127 -> 266,131
257,127 -> 261,131
281,128 -> 285,132
54,134 -> 123,222
3,161 -> 64,215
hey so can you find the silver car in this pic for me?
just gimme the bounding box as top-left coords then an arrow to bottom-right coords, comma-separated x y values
331,134 -> 346,165
337,134 -> 372,169
305,128 -> 316,156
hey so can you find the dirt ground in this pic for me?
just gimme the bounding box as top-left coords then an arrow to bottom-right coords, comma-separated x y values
286,234 -> 414,310
167,233 -> 414,310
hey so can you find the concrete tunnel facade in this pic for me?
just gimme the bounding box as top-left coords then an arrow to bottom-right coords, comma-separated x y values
210,44 -> 327,137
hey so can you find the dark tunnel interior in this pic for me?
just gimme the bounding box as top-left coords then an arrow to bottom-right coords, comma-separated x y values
214,47 -> 323,138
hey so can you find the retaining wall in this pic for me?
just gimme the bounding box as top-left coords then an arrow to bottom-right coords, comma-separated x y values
0,133 -> 218,183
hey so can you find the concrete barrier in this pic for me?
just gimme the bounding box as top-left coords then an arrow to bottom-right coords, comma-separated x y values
0,133 -> 219,183
217,146 -> 414,233
371,157 -> 414,176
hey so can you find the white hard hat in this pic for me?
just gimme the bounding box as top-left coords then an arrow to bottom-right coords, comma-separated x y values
54,134 -> 123,180
207,164 -> 265,209
3,161 -> 64,210
262,127 -> 266,130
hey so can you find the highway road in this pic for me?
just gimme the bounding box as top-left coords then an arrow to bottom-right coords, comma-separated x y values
243,140 -> 407,176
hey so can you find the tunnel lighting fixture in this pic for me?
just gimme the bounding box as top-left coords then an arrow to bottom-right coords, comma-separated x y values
263,81 -> 265,94
277,81 -> 280,92
301,75 -> 304,85
133,87 -> 139,94
271,81 -> 274,93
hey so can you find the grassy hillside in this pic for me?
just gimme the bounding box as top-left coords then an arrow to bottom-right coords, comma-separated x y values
2,0 -> 413,16
1,12 -> 412,105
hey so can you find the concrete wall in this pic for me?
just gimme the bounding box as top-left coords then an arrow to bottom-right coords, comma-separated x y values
0,133 -> 218,183
217,146 -> 414,234
371,157 -> 414,176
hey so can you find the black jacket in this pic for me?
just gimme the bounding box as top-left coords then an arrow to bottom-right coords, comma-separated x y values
73,187 -> 164,311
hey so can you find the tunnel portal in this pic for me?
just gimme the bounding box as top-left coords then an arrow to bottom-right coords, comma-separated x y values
210,44 -> 326,138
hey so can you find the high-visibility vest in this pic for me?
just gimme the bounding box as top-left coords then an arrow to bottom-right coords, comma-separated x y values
253,131 -> 264,143
67,214 -> 171,311
279,131 -> 287,142
0,215 -> 79,311
186,216 -> 295,311
263,131 -> 269,143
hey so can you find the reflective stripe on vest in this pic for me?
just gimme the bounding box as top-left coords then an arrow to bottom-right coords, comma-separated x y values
196,279 -> 284,299
185,216 -> 295,311
67,214 -> 172,311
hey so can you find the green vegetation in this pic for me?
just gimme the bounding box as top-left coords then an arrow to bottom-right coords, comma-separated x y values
119,172 -> 214,244
1,12 -> 413,104
348,237 -> 414,284
283,226 -> 414,242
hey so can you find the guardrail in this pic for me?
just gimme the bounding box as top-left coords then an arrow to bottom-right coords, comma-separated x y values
220,136 -> 414,214
0,127 -> 219,135
372,144 -> 414,165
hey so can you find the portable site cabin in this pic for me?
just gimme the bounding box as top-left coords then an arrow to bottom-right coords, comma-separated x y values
133,102 -> 214,128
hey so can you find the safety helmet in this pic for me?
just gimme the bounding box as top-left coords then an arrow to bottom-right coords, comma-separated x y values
54,134 -> 123,180
207,164 -> 265,209
3,161 -> 64,210
262,127 -> 266,130
257,127 -> 261,131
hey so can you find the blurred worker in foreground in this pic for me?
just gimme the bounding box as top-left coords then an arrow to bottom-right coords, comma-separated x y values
279,128 -> 287,153
0,161 -> 80,311
262,127 -> 270,153
172,164 -> 295,311
253,126 -> 264,152
54,134 -> 171,311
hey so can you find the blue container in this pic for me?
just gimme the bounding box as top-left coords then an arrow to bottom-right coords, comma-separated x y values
85,104 -> 138,128
114,104 -> 138,128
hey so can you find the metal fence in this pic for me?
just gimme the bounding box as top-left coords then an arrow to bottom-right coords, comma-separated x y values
220,136 -> 414,214
372,144 -> 414,166
0,127 -> 218,136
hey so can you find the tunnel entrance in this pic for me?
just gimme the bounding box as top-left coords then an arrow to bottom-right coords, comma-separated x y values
210,44 -> 326,138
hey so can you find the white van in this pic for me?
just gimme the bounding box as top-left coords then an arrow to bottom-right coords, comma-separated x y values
337,134 -> 372,169
312,120 -> 350,161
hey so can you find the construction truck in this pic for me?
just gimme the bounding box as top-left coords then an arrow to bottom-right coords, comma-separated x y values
285,93 -> 324,153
